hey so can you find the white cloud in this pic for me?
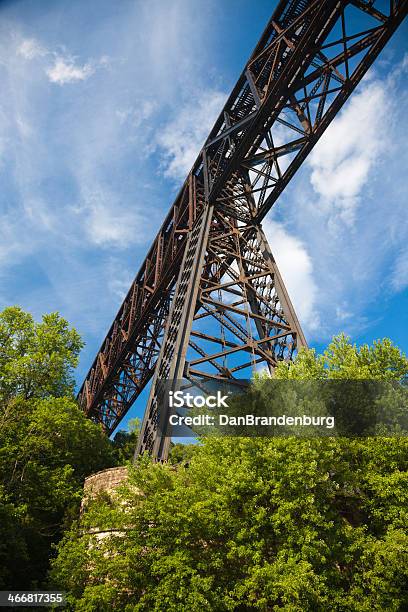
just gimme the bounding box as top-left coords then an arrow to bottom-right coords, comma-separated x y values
2,0 -> 405,360
275,57 -> 408,340
335,303 -> 353,322
73,186 -> 151,248
107,260 -> 134,301
0,0 -> 225,376
308,80 -> 392,223
15,114 -> 32,138
23,196 -> 56,231
0,216 -> 25,267
392,250 -> 408,292
115,101 -> 157,128
156,89 -> 227,181
46,56 -> 95,85
263,219 -> 319,333
17,38 -> 46,59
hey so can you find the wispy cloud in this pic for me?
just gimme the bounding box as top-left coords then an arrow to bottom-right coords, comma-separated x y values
273,55 -> 408,340
115,101 -> 157,129
263,219 -> 319,333
308,78 -> 392,225
16,37 -> 103,85
0,0 -> 406,383
106,259 -> 134,301
0,0 -> 223,373
17,37 -> 46,59
46,55 -> 95,84
72,185 -> 150,248
155,88 -> 227,181
392,250 -> 408,293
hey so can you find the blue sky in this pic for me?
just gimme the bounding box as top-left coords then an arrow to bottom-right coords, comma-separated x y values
0,0 -> 407,429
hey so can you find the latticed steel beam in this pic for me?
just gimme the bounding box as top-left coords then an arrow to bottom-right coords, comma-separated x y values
137,202 -> 307,459
78,0 -> 407,446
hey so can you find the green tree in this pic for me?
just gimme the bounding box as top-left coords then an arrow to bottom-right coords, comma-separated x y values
169,442 -> 198,465
273,333 -> 408,381
50,336 -> 408,611
112,418 -> 140,463
0,306 -> 115,589
0,306 -> 83,405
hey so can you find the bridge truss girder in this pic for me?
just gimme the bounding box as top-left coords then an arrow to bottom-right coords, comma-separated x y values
78,0 -> 407,453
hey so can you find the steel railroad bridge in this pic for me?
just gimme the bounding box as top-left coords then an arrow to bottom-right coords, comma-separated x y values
78,0 -> 407,460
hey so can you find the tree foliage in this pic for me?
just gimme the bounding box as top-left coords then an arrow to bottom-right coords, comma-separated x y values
273,333 -> 408,381
0,306 -> 83,404
169,442 -> 198,465
112,419 -> 140,464
0,307 -> 115,589
50,335 -> 408,611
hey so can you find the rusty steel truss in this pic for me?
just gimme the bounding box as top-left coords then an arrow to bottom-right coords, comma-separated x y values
78,0 -> 407,460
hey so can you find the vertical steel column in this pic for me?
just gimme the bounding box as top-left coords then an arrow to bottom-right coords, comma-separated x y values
136,203 -> 214,460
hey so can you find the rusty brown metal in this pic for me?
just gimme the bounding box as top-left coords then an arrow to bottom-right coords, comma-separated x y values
78,0 -> 407,456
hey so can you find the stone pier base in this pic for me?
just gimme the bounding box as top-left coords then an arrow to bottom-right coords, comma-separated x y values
83,466 -> 129,497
